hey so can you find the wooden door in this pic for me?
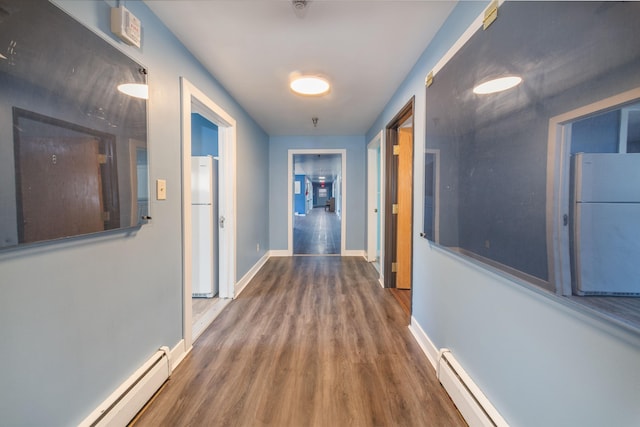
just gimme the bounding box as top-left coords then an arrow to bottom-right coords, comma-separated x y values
17,136 -> 105,243
396,127 -> 413,289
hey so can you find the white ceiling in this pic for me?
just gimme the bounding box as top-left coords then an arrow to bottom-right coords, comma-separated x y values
145,0 -> 456,136
294,153 -> 342,183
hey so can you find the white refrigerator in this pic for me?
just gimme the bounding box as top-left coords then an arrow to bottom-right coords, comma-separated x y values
191,156 -> 219,298
572,153 -> 640,296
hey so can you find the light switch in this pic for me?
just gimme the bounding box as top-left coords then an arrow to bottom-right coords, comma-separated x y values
156,179 -> 167,200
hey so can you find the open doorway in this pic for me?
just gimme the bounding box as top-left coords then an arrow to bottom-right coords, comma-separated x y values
180,78 -> 237,350
288,149 -> 346,256
384,98 -> 415,318
548,88 -> 640,329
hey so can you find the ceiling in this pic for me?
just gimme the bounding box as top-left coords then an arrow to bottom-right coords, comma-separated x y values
294,153 -> 341,183
145,0 -> 456,136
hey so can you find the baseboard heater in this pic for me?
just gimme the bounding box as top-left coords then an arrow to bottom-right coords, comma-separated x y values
79,347 -> 172,427
437,349 -> 508,427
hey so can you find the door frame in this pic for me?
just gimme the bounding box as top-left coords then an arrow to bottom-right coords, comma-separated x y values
384,97 -> 415,289
181,77 -> 237,351
367,131 -> 385,285
546,87 -> 640,296
287,149 -> 347,256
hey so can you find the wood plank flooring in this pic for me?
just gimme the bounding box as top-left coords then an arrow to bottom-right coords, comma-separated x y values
294,208 -> 341,255
132,257 -> 465,427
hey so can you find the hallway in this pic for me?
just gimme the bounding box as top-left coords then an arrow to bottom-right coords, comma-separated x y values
293,208 -> 341,255
133,257 -> 465,426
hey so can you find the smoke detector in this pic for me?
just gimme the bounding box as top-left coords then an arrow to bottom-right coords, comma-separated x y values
291,0 -> 311,18
292,0 -> 308,10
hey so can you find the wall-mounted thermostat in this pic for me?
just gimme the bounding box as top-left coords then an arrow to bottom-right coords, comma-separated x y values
111,6 -> 141,48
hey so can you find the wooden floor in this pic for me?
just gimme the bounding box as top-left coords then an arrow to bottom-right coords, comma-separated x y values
132,257 -> 465,427
294,208 -> 341,255
390,288 -> 411,317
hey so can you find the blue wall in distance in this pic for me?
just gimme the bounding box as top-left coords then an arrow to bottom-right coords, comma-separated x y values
191,113 -> 219,156
366,1 -> 640,426
269,135 -> 365,252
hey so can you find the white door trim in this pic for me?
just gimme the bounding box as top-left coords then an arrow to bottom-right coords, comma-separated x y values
367,132 -> 382,265
288,149 -> 347,256
180,77 -> 237,351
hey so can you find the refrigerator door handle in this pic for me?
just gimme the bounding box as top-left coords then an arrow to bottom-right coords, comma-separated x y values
219,216 -> 225,229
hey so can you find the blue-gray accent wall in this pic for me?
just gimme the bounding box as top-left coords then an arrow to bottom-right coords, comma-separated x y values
191,113 -> 219,156
366,2 -> 640,426
269,136 -> 365,252
0,1 -> 269,425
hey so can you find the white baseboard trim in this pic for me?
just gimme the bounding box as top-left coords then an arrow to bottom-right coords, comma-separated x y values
378,276 -> 384,289
79,346 -> 173,427
269,249 -> 290,257
170,339 -> 188,371
343,249 -> 366,258
408,316 -> 439,369
235,252 -> 270,297
408,316 -> 508,427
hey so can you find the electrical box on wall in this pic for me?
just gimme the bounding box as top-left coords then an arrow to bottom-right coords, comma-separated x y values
110,6 -> 141,48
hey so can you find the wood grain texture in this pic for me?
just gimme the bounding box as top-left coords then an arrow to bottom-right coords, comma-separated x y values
396,127 -> 413,290
132,257 -> 465,427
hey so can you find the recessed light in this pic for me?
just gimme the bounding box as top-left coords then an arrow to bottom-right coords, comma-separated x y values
117,83 -> 149,99
473,76 -> 522,95
290,75 -> 330,96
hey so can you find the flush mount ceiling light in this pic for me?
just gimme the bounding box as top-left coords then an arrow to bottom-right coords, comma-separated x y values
473,76 -> 522,95
290,75 -> 330,96
117,83 -> 149,99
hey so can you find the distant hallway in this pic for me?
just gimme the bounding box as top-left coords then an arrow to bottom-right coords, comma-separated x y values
294,208 -> 341,255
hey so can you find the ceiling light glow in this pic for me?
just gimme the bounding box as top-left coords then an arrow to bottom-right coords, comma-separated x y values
290,76 -> 330,96
473,76 -> 522,95
117,83 -> 149,99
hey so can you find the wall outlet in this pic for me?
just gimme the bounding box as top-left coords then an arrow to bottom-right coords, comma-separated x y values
156,179 -> 167,200
484,239 -> 490,249
256,243 -> 260,252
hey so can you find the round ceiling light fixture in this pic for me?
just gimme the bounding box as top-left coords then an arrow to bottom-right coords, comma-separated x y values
473,76 -> 522,95
117,83 -> 149,99
290,75 -> 330,96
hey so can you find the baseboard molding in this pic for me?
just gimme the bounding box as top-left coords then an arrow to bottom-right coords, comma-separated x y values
408,316 -> 508,427
269,249 -> 290,257
79,346 -> 172,427
235,252 -> 270,297
408,316 -> 439,369
170,339 -> 188,371
343,249 -> 366,258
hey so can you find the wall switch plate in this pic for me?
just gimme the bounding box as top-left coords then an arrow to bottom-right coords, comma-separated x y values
156,179 -> 167,200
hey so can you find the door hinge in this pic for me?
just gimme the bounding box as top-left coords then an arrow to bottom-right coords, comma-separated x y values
483,0 -> 498,30
97,154 -> 108,164
426,71 -> 434,88
393,145 -> 400,155
391,262 -> 398,273
392,204 -> 399,214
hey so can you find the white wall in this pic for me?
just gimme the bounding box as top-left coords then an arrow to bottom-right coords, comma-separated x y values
366,2 -> 640,426
0,1 -> 269,425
